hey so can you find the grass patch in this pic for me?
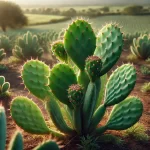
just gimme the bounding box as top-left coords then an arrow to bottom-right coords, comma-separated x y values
123,123 -> 149,142
141,82 -> 150,93
26,14 -> 69,25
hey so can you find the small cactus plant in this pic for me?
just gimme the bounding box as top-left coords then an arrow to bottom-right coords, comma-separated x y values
12,31 -> 43,60
51,40 -> 68,63
130,34 -> 150,60
0,35 -> 12,52
10,19 -> 143,144
0,76 -> 10,96
0,49 -> 6,61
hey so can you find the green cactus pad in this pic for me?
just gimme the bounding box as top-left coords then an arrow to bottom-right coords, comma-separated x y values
104,64 -> 136,106
49,63 -> 77,107
85,56 -> 102,82
0,76 -> 5,85
10,96 -> 50,134
8,131 -> 23,150
106,96 -> 143,130
22,60 -> 51,100
94,23 -> 123,75
46,98 -> 75,135
64,19 -> 96,70
35,141 -> 60,150
68,84 -> 84,107
51,40 -> 68,62
2,82 -> 10,93
0,106 -> 6,150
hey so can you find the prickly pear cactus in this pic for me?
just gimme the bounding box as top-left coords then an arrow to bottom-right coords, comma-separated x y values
130,34 -> 150,60
0,35 -> 12,52
0,76 -> 10,96
0,49 -> 6,61
12,31 -> 43,60
10,19 -> 143,144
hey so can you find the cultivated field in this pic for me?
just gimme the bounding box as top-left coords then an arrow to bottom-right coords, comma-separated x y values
26,14 -> 68,25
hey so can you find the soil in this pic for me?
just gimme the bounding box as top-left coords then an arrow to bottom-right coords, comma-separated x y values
0,50 -> 150,150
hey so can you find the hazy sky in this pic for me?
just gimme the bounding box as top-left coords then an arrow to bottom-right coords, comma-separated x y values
5,0 -> 150,5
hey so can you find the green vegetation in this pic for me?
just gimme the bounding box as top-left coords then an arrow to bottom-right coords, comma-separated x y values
10,19 -> 143,147
123,123 -> 149,142
12,31 -> 43,60
0,1 -> 27,32
26,14 -> 69,25
141,82 -> 150,93
130,34 -> 150,60
140,65 -> 150,75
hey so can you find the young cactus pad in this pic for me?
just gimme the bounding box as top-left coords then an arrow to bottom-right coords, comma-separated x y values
94,23 -> 123,75
64,19 -> 96,70
51,40 -> 68,62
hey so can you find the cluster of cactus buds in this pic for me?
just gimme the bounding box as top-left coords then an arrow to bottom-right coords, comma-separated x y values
10,19 -> 143,144
12,31 -> 43,60
130,34 -> 150,60
0,76 -> 10,96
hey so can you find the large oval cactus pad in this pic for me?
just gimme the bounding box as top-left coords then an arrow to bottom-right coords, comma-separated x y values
95,23 -> 123,75
104,64 -> 136,106
106,96 -> 143,130
10,96 -> 50,134
64,19 -> 96,70
49,63 -> 77,106
22,60 -> 51,100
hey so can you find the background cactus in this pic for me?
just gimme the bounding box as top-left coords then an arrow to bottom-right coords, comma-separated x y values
10,19 -> 143,146
12,31 -> 43,60
0,49 -> 6,61
130,34 -> 150,60
0,76 -> 10,96
0,35 -> 12,52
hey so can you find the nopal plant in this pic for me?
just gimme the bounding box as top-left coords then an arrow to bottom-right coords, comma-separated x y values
12,31 -> 43,61
10,19 -> 143,145
0,76 -> 10,97
130,34 -> 150,60
0,35 -> 12,52
0,105 -> 61,150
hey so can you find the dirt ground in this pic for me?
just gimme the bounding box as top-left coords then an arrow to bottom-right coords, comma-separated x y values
0,50 -> 150,150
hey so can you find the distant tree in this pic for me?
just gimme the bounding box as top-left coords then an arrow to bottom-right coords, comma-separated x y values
101,7 -> 109,13
122,5 -> 143,15
0,1 -> 28,32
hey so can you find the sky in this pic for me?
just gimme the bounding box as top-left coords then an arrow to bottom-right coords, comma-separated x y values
4,0 -> 150,5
